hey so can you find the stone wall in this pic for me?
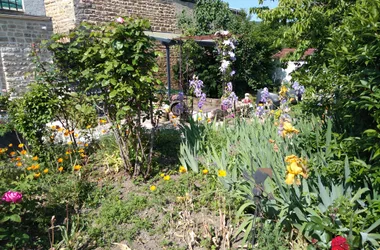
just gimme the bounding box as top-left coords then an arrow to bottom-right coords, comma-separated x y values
74,0 -> 178,32
44,0 -> 76,34
45,0 -> 195,34
0,14 -> 53,95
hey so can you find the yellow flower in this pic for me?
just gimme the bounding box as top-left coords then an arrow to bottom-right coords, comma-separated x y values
16,161 -> 22,167
20,150 -> 27,155
8,143 -> 13,147
32,164 -> 40,170
207,118 -> 211,123
32,156 -> 38,161
218,170 -> 227,177
279,85 -> 288,96
160,173 -> 165,178
65,150 -> 72,155
18,143 -> 24,148
51,125 -> 57,130
287,162 -> 303,175
26,166 -> 32,171
58,166 -> 63,172
78,149 -> 85,153
179,166 -> 187,173
285,173 -> 295,185
43,168 -> 49,174
285,155 -> 299,164
101,129 -> 106,134
57,158 -> 63,163
57,127 -> 64,132
282,122 -> 300,137
80,153 -> 86,158
86,125 -> 91,129
163,175 -> 170,181
197,117 -> 202,121
199,109 -> 203,113
34,172 -> 41,179
202,169 -> 209,175
74,133 -> 79,138
99,119 -> 107,124
85,143 -> 89,147
284,155 -> 308,185
67,141 -> 73,145
73,165 -> 82,171
150,185 -> 157,191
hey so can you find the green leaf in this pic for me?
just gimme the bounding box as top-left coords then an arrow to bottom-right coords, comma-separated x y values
9,214 -> 21,223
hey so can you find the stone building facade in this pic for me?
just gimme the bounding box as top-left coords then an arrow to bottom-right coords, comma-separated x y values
0,0 -> 53,95
45,0 -> 195,34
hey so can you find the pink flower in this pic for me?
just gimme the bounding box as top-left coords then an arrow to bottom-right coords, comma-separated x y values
1,191 -> 22,203
116,17 -> 124,24
331,236 -> 350,250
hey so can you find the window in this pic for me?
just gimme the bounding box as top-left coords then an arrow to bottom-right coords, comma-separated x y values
0,0 -> 23,11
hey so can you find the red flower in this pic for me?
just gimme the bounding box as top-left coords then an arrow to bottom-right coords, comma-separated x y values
331,236 -> 350,250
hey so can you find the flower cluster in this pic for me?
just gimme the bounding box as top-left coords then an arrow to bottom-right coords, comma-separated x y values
255,87 -> 272,118
278,121 -> 300,138
331,236 -> 350,250
1,190 -> 22,203
189,75 -> 207,109
217,30 -> 237,110
292,81 -> 305,98
284,155 -> 308,185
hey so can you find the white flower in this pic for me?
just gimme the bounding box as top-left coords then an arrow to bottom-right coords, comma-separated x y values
223,39 -> 232,46
228,51 -> 236,61
221,30 -> 229,35
116,17 -> 124,24
220,60 -> 230,73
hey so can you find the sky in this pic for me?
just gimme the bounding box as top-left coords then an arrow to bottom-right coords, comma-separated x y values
223,0 -> 278,21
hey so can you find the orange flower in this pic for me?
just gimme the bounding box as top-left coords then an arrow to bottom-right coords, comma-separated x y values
32,156 -> 38,161
179,166 -> 187,173
58,166 -> 63,172
15,157 -> 21,161
34,173 -> 41,179
57,158 -> 63,163
32,164 -> 40,170
73,165 -> 82,171
43,168 -> 49,174
8,143 -> 13,147
20,150 -> 27,155
26,166 -> 32,171
18,143 -> 24,148
16,161 -> 22,167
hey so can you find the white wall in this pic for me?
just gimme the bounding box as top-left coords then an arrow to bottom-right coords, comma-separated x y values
273,61 -> 306,83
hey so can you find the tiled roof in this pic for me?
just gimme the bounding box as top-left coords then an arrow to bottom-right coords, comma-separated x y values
272,48 -> 316,60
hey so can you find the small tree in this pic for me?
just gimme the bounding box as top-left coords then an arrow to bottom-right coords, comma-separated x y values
47,18 -> 162,177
